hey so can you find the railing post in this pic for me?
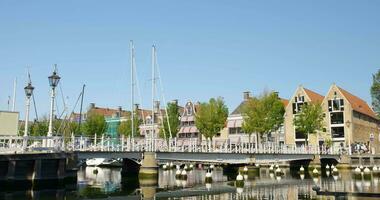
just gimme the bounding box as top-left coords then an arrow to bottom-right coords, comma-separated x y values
94,133 -> 97,150
107,138 -> 110,151
71,133 -> 75,150
121,135 -> 125,151
101,134 -> 104,151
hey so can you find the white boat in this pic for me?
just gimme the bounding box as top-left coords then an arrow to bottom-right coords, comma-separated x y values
86,158 -> 122,167
86,158 -> 105,166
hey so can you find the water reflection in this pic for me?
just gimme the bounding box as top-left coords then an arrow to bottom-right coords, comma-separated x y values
2,166 -> 380,199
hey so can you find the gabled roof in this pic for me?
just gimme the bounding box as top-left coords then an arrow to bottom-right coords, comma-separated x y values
337,86 -> 378,119
303,88 -> 324,102
231,97 -> 288,115
89,107 -> 130,118
230,100 -> 248,115
281,98 -> 289,107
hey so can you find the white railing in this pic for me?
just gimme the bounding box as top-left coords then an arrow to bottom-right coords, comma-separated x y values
0,135 -> 343,155
0,136 -> 65,153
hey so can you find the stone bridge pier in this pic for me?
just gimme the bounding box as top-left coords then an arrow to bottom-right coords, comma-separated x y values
0,153 -> 77,190
121,152 -> 158,184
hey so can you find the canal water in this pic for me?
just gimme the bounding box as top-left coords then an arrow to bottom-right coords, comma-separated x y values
1,166 -> 380,199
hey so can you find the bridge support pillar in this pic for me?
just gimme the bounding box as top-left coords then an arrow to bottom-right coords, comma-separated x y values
309,155 -> 321,170
139,152 -> 158,179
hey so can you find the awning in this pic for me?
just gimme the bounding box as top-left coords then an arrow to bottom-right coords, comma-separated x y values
179,127 -> 185,133
180,116 -> 188,122
227,120 -> 236,128
189,126 -> 199,133
183,126 -> 191,133
235,119 -> 243,127
227,119 -> 243,128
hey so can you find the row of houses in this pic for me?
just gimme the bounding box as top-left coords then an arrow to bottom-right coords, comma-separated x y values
70,84 -> 380,153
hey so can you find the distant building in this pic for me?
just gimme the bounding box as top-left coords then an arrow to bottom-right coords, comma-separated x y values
226,91 -> 288,145
284,86 -> 325,146
284,84 -> 380,153
178,101 -> 200,141
226,91 -> 252,143
322,84 -> 380,152
70,103 -> 131,138
0,111 -> 19,136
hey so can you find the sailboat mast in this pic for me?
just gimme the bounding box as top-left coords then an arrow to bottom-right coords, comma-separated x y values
78,84 -> 85,135
151,45 -> 155,140
130,40 -> 135,139
12,78 -> 17,111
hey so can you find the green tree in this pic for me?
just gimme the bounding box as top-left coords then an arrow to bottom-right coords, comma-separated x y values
160,102 -> 180,139
371,69 -> 380,117
293,102 -> 325,145
242,91 -> 285,144
118,116 -> 140,137
30,120 -> 49,136
82,112 -> 106,137
195,97 -> 228,140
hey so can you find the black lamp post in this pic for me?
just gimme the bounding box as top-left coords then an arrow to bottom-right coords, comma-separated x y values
47,65 -> 61,137
23,82 -> 34,137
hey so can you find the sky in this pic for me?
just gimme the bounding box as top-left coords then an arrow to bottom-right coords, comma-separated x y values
0,1 -> 379,119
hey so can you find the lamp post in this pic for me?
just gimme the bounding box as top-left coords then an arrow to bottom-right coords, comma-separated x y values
47,65 -> 61,138
346,120 -> 351,154
23,81 -> 34,137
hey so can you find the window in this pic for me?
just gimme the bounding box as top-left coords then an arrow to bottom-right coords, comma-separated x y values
330,112 -> 344,124
229,127 -> 243,135
331,127 -> 344,138
186,106 -> 192,115
295,129 -> 306,139
292,96 -> 307,114
328,99 -> 344,112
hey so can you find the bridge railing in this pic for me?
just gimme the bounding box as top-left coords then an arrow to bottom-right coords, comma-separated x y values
0,136 -> 65,153
0,135 -> 345,155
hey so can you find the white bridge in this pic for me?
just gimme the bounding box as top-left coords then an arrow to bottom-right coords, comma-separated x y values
0,135 -> 342,164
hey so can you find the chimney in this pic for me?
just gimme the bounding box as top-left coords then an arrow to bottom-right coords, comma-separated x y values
117,106 -> 122,117
172,99 -> 178,106
243,91 -> 251,101
89,103 -> 95,109
134,103 -> 139,111
154,101 -> 160,113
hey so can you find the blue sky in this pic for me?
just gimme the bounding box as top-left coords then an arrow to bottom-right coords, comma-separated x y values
0,1 -> 379,119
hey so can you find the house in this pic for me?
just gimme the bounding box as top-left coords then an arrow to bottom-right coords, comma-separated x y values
226,91 -> 288,145
69,103 -> 131,137
284,84 -> 380,153
226,91 -> 252,143
284,86 -> 325,146
178,101 -> 201,141
137,100 -> 183,139
321,84 -> 380,153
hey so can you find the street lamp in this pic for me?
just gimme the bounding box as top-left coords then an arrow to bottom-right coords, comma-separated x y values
47,65 -> 60,138
23,81 -> 34,137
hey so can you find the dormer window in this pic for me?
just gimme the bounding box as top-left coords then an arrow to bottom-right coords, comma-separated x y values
146,116 -> 152,124
328,99 -> 344,112
292,96 -> 306,114
186,106 -> 192,116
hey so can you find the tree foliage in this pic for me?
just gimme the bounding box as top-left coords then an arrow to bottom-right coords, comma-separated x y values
82,112 -> 106,137
195,97 -> 228,140
242,91 -> 285,143
293,102 -> 325,145
30,120 -> 49,136
118,116 -> 140,137
371,69 -> 380,117
160,102 -> 180,139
